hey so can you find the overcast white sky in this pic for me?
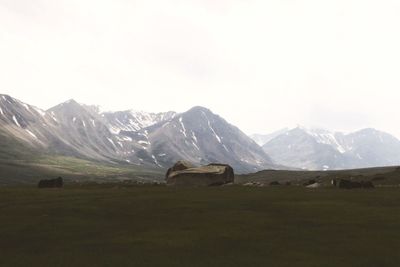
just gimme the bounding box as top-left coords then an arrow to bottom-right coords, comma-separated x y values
1,0 -> 400,137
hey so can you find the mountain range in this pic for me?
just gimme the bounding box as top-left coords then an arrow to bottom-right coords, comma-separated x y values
259,127 -> 400,170
0,94 -> 275,174
1,93 -> 400,176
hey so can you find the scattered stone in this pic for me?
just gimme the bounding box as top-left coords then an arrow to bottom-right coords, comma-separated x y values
306,182 -> 321,188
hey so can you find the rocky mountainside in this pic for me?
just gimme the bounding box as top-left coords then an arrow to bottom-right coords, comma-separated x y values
0,94 -> 275,173
0,94 -> 60,154
102,110 -> 177,134
4,93 -> 399,173
261,127 -> 400,170
119,106 -> 275,173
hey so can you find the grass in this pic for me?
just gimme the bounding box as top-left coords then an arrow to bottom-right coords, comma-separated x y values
0,185 -> 400,266
0,156 -> 164,185
237,166 -> 400,186
0,129 -> 164,185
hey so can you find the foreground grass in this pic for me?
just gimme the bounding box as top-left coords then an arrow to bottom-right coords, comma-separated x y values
0,186 -> 400,267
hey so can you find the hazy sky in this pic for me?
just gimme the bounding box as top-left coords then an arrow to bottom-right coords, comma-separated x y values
1,0 -> 400,137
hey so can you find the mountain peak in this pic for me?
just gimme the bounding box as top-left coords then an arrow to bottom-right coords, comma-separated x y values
186,106 -> 213,115
356,128 -> 379,134
0,94 -> 16,104
63,99 -> 79,105
48,99 -> 82,111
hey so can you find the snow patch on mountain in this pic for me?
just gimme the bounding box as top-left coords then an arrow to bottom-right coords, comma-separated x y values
34,108 -> 46,117
107,138 -> 117,148
297,126 -> 347,153
12,116 -> 21,127
26,130 -> 37,139
103,110 -> 177,134
179,117 -> 187,137
202,111 -> 222,143
50,112 -> 58,122
152,155 -> 162,167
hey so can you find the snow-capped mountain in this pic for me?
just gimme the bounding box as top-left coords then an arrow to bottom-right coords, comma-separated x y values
46,99 -> 132,161
0,94 -> 60,152
262,126 -> 400,170
3,93 -> 400,173
119,106 -> 275,173
102,110 -> 176,134
0,94 -> 275,173
339,128 -> 400,168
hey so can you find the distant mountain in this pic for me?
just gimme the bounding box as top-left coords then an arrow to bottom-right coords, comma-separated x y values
339,128 -> 400,168
251,128 -> 289,146
0,94 -> 276,173
262,127 -> 400,170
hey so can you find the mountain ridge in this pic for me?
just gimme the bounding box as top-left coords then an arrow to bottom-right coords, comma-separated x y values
0,94 -> 276,173
260,126 -> 400,170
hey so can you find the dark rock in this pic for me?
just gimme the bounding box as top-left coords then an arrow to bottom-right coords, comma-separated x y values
38,177 -> 63,188
337,179 -> 374,189
269,181 -> 281,186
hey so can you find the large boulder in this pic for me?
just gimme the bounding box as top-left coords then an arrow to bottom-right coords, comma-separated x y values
166,162 -> 234,186
165,160 -> 196,179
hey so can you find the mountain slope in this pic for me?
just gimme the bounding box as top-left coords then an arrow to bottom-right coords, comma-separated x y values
120,106 -> 275,173
0,95 -> 276,174
262,127 -> 400,170
102,110 -> 176,134
340,128 -> 400,168
0,94 -> 61,151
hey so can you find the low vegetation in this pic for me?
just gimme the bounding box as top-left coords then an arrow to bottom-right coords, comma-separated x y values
0,156 -> 163,186
237,166 -> 400,186
1,185 -> 400,266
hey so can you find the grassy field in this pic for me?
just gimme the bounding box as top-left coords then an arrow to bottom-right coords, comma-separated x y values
1,185 -> 400,267
237,166 -> 400,186
0,156 -> 164,186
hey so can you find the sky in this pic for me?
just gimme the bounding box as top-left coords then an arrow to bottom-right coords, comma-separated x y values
1,0 -> 400,137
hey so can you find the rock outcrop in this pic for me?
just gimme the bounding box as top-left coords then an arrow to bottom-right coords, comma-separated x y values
166,162 -> 234,186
